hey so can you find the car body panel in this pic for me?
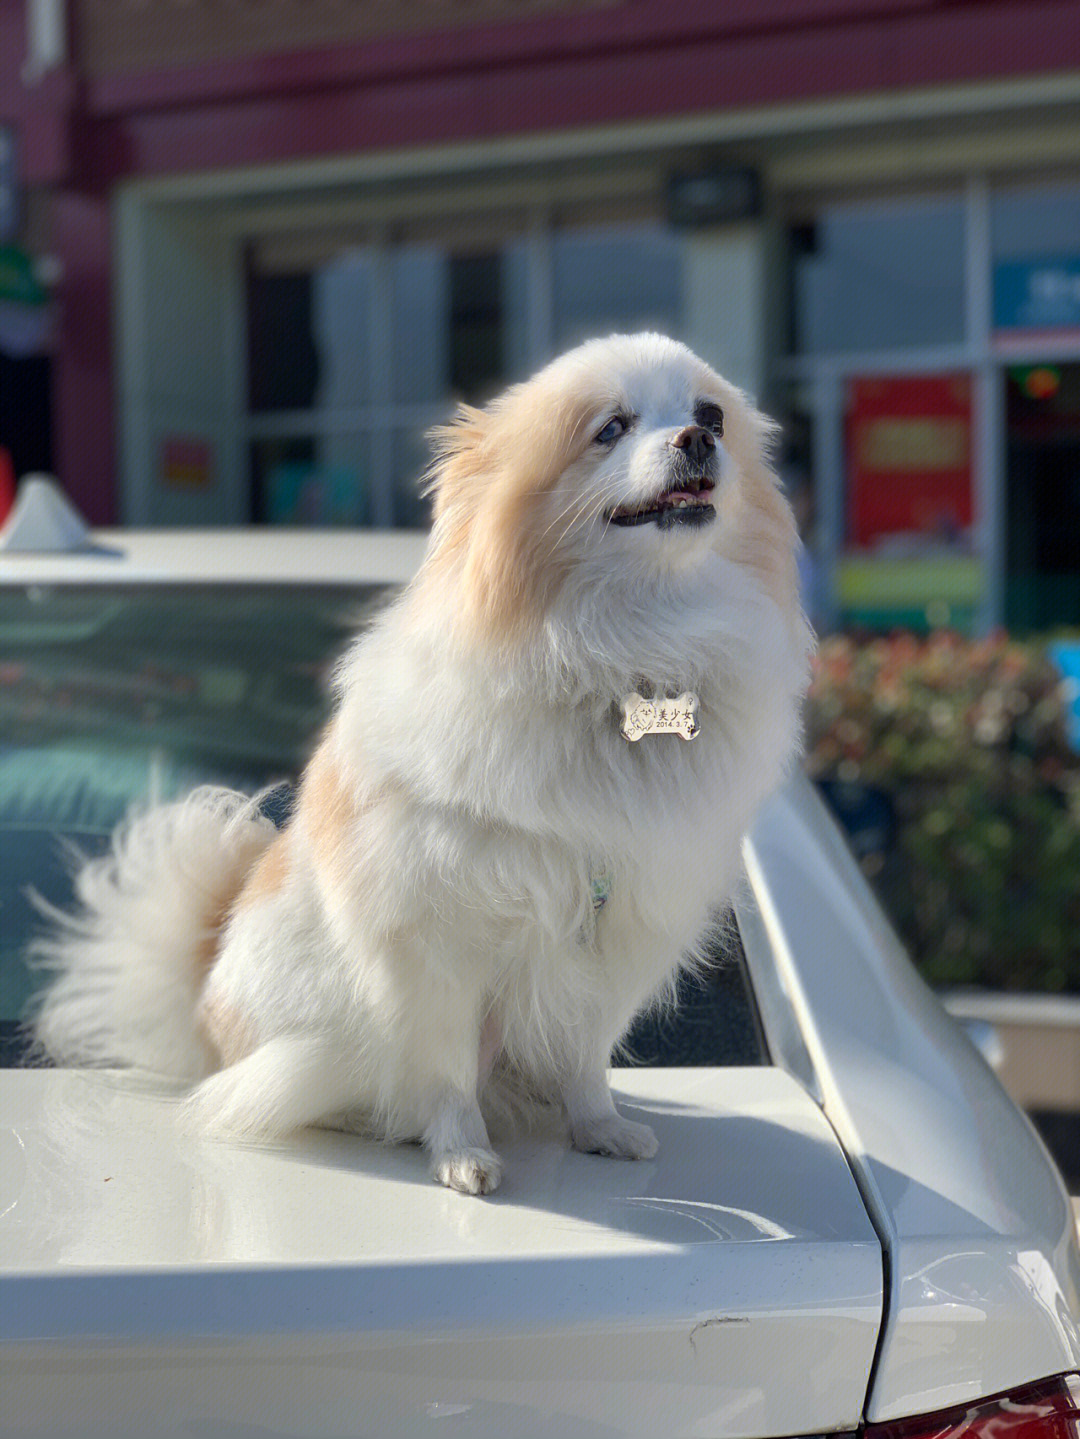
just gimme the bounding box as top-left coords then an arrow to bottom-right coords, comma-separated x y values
0,1066 -> 882,1438
740,776 -> 1080,1420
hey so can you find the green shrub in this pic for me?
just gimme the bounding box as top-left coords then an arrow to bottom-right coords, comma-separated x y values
804,631 -> 1080,992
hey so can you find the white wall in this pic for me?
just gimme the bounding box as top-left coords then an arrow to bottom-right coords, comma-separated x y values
115,191 -> 245,525
681,224 -> 767,403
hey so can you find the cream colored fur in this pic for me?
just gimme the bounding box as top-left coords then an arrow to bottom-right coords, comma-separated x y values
33,334 -> 813,1195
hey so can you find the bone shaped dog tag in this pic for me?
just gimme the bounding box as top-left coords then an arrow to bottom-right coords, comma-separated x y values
620,691 -> 699,742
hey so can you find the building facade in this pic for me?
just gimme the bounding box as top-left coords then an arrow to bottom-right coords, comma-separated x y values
2,0 -> 1079,630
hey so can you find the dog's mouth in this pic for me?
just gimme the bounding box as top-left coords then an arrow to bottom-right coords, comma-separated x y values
608,476 -> 716,530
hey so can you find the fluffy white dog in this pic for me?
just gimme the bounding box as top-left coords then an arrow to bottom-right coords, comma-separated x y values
34,333 -> 812,1195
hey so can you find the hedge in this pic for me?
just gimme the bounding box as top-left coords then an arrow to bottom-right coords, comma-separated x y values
804,631 -> 1080,992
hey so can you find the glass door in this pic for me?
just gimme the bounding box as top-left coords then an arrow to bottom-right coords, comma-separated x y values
1005,362 -> 1080,632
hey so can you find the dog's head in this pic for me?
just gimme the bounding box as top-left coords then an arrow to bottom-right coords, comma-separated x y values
421,333 -> 798,643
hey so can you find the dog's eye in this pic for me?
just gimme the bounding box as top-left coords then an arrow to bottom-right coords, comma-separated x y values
695,403 -> 724,436
595,416 -> 627,445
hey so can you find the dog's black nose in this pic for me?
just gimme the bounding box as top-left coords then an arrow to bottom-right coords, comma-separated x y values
669,425 -> 715,468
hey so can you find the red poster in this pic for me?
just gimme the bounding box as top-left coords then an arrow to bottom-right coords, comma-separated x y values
846,375 -> 972,548
160,435 -> 214,490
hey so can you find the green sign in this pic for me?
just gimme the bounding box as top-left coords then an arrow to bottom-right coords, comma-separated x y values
836,554 -> 983,633
0,246 -> 46,307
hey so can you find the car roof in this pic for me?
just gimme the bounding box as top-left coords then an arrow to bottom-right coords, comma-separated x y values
0,1062 -> 882,1438
1,1065 -> 878,1277
0,527 -> 430,587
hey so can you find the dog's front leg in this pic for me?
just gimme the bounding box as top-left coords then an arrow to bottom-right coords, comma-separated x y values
422,1086 -> 501,1196
392,969 -> 502,1196
562,1064 -> 659,1161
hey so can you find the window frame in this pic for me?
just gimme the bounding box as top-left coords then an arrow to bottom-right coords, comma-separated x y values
241,208 -> 685,528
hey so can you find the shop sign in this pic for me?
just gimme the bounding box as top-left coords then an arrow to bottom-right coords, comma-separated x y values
160,436 -> 214,490
994,256 -> 1080,332
846,375 -> 973,549
835,554 -> 982,633
667,167 -> 762,227
1049,642 -> 1080,752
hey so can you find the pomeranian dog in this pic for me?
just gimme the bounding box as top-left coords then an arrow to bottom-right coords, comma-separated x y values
33,333 -> 812,1195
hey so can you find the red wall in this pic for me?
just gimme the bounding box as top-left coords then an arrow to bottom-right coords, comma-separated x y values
70,0 -> 1080,186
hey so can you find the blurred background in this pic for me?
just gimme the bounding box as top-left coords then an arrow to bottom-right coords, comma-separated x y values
1,0 -> 1079,1164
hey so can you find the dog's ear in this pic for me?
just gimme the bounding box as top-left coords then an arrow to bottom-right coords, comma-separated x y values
418,395 -> 564,645
416,383 -> 598,645
423,405 -> 489,523
712,382 -> 802,622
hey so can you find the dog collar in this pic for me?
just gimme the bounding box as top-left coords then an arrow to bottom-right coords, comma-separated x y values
590,872 -> 612,913
620,691 -> 699,742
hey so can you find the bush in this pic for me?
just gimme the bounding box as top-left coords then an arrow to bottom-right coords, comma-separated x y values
804,631 -> 1080,992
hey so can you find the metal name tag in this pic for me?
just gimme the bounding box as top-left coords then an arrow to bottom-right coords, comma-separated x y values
620,691 -> 699,742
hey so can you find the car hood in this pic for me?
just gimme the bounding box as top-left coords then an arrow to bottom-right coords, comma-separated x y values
1,1063 -> 882,1439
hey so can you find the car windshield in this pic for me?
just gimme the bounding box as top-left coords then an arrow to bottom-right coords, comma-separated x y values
0,580 -> 766,1069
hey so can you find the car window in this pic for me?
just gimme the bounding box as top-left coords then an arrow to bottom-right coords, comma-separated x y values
617,923 -> 768,1068
0,582 -> 378,1056
0,581 -> 767,1069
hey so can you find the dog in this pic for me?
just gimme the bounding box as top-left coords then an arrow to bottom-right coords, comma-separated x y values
33,333 -> 813,1195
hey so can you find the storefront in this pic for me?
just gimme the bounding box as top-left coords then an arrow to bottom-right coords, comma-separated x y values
781,180 -> 1080,633
5,0 -> 1078,633
113,159 -> 765,533
112,139 -> 1080,635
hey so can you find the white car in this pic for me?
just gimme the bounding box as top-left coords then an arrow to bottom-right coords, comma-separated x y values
1,484 -> 1079,1439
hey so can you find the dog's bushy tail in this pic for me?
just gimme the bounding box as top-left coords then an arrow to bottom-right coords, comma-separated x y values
30,787 -> 277,1079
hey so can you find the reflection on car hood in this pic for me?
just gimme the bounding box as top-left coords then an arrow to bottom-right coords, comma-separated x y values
0,1065 -> 882,1439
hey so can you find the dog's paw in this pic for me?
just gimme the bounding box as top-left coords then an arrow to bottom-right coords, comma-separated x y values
571,1115 -> 659,1160
433,1147 -> 503,1196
